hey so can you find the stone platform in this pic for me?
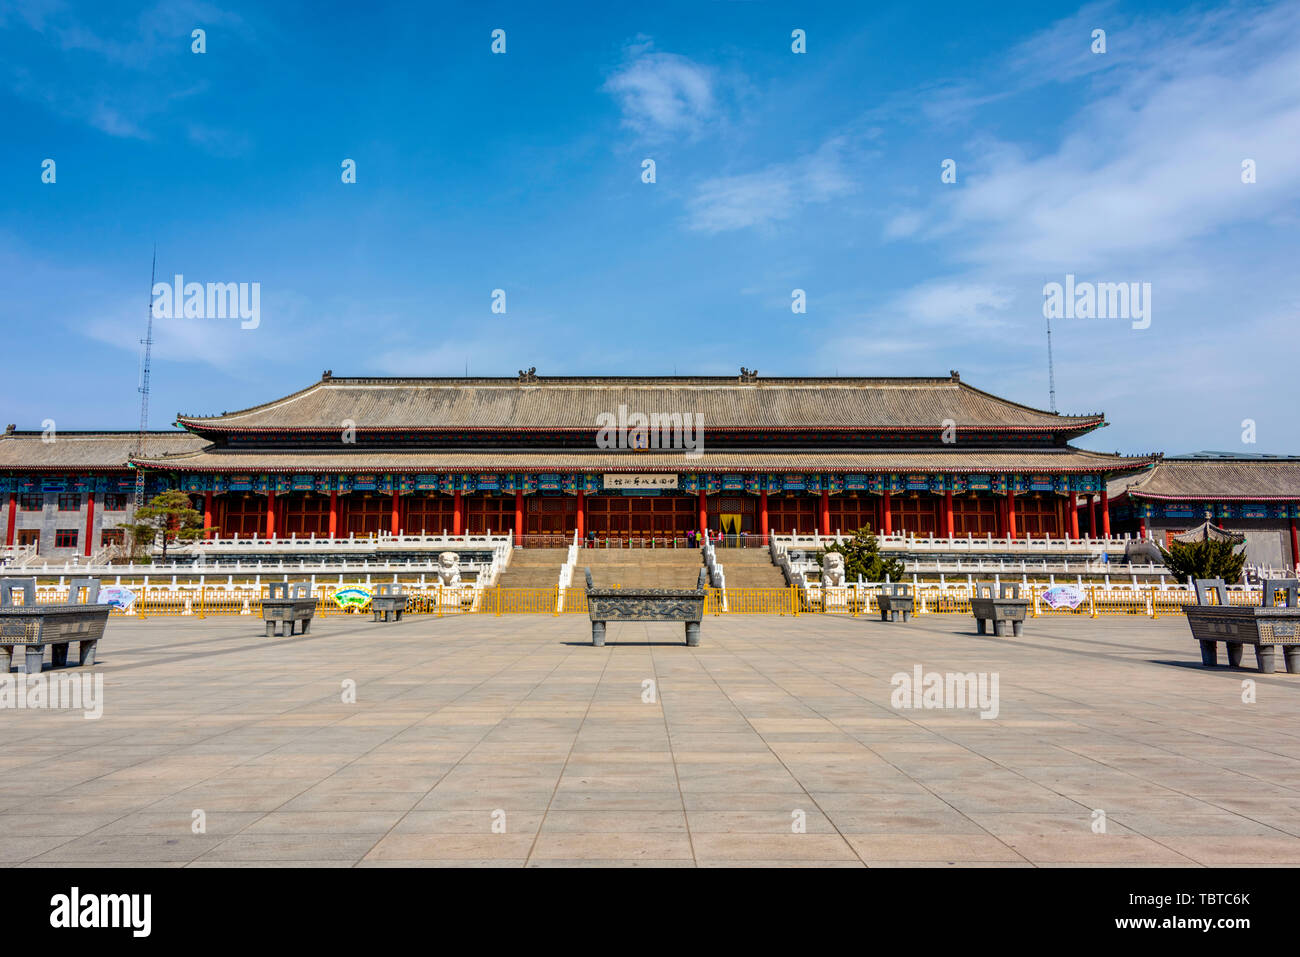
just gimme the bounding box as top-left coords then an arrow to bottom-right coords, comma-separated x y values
2,614 -> 1299,867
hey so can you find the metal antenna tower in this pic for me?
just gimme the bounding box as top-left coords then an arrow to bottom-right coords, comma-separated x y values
133,247 -> 156,507
1045,309 -> 1057,413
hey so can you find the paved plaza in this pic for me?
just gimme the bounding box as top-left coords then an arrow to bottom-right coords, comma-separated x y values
3,610 -> 1300,867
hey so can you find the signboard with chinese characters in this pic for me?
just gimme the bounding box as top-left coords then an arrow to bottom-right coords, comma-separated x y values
603,473 -> 679,491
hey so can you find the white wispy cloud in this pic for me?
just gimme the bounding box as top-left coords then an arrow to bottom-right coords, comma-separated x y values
604,44 -> 717,138
0,0 -> 246,143
890,2 -> 1300,270
891,280 -> 1016,328
823,1 -> 1300,450
686,137 -> 858,233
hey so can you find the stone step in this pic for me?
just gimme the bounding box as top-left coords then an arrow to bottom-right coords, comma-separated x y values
713,550 -> 787,587
496,548 -> 569,587
507,548 -> 570,564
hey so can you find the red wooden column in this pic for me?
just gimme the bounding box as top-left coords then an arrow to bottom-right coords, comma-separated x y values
1290,513 -> 1299,568
943,489 -> 954,539
575,490 -> 585,539
203,490 -> 214,539
882,491 -> 892,535
759,490 -> 769,543
698,490 -> 708,535
820,489 -> 831,535
84,490 -> 96,556
391,492 -> 401,536
1139,514 -> 1148,539
1088,496 -> 1098,536
5,490 -> 16,546
1100,487 -> 1111,537
452,490 -> 463,535
1006,491 -> 1017,540
1069,496 -> 1080,538
266,490 -> 277,539
514,489 -> 524,546
328,490 -> 339,538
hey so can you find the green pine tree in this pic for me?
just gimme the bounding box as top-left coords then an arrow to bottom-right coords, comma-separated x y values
818,525 -> 905,583
121,490 -> 215,562
1157,538 -> 1247,584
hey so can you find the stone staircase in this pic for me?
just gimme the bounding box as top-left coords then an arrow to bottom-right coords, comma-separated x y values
495,548 -> 569,588
717,549 -> 788,587
578,549 -> 705,588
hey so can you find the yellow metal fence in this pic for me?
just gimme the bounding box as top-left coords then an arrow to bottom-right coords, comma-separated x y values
44,583 -> 1267,619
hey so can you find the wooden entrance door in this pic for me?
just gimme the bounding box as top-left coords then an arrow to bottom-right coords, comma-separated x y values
1019,496 -> 1063,538
766,494 -> 816,534
346,495 -> 385,536
526,495 -> 577,537
890,496 -> 938,535
953,496 -> 998,536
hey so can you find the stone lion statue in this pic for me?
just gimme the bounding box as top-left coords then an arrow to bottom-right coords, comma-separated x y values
437,551 -> 461,586
822,552 -> 845,587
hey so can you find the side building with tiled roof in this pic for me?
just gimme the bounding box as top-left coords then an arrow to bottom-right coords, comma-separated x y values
1107,454 -> 1300,570
3,370 -> 1156,555
0,428 -> 208,558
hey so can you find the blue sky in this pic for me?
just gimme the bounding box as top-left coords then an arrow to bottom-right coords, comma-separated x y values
2,0 -> 1298,455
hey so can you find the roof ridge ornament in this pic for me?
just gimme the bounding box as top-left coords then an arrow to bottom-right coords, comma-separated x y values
739,367 -> 758,383
950,370 -> 960,381
322,370 -> 332,380
3,423 -> 14,435
517,367 -> 538,383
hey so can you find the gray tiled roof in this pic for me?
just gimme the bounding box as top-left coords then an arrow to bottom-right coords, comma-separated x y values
1116,458 -> 1300,501
0,431 -> 208,470
132,446 -> 1150,474
176,375 -> 1104,433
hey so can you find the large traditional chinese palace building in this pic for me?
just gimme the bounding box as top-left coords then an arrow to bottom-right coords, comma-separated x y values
2,370 -> 1162,556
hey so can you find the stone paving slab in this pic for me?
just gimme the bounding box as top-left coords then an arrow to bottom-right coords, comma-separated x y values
2,611 -> 1299,866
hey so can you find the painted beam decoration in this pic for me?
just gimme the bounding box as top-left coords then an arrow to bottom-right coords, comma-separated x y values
2,474 -> 165,496
1,470 -> 1123,496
